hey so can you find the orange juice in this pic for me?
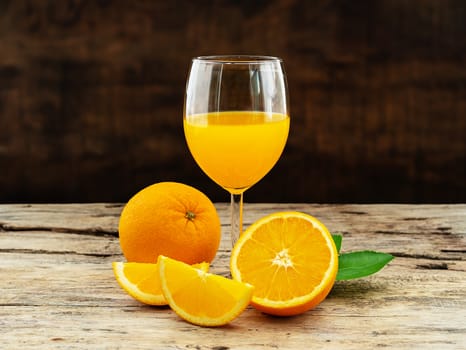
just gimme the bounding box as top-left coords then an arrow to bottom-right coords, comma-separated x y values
184,111 -> 289,193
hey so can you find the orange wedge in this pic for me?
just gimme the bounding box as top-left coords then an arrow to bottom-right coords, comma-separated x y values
230,211 -> 338,316
158,255 -> 253,327
112,261 -> 209,305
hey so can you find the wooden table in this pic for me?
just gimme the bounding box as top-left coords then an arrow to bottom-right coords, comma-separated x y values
1,203 -> 465,349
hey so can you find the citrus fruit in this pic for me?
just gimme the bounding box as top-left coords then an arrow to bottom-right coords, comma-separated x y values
158,255 -> 253,327
112,261 -> 209,305
118,182 -> 221,264
230,211 -> 338,316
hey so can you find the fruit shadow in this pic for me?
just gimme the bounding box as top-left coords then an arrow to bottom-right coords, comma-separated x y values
329,278 -> 390,299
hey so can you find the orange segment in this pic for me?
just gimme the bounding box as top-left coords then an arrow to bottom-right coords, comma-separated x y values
158,256 -> 253,327
230,211 -> 338,316
112,261 -> 209,305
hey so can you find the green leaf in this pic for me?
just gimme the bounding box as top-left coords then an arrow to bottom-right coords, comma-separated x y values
332,234 -> 342,253
336,251 -> 394,281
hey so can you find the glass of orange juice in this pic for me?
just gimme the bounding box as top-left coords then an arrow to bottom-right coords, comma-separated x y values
184,55 -> 290,247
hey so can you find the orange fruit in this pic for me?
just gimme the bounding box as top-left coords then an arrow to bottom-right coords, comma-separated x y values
112,261 -> 209,305
230,211 -> 338,316
118,182 -> 221,264
158,256 -> 253,327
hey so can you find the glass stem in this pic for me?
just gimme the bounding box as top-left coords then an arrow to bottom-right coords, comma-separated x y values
230,192 -> 243,248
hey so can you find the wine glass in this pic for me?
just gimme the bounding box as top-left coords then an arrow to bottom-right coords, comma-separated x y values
183,55 -> 289,247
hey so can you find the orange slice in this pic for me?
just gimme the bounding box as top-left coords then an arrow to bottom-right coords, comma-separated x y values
112,261 -> 209,305
230,211 -> 338,316
158,255 -> 253,327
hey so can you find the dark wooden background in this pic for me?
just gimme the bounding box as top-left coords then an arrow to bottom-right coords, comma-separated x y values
1,0 -> 465,204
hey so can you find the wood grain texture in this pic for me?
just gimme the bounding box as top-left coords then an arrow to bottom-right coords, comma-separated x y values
0,203 -> 465,349
0,0 -> 465,204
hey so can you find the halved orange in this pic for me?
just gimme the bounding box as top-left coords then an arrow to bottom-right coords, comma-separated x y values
230,211 -> 338,316
158,255 -> 253,327
112,261 -> 209,305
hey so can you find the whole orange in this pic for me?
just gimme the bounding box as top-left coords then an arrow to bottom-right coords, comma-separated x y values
118,182 -> 221,264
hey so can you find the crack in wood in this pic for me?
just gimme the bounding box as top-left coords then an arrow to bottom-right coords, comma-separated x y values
104,204 -> 124,208
441,249 -> 466,254
416,262 -> 449,270
0,303 -> 42,307
339,211 -> 368,215
391,252 -> 464,261
0,248 -> 117,258
0,223 -> 118,237
375,230 -> 457,236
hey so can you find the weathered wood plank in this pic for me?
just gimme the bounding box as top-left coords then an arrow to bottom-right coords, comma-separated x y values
2,203 -> 465,234
1,261 -> 465,349
0,204 -> 465,349
1,250 -> 465,349
1,203 -> 465,260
